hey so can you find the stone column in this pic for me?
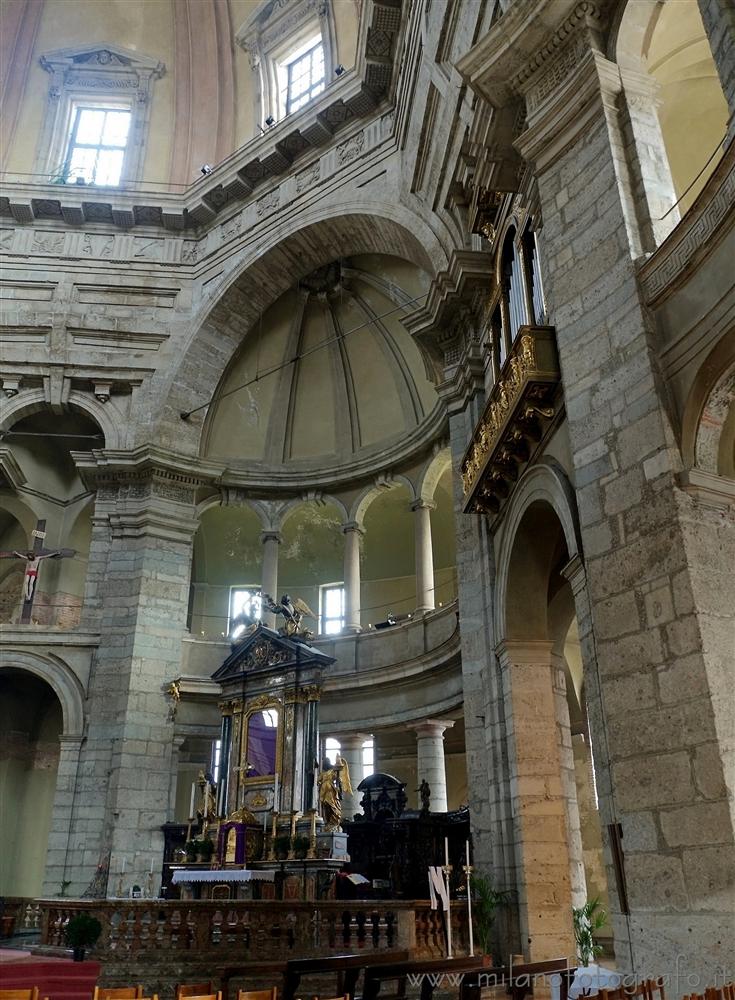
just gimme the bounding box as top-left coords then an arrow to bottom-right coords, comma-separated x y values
512,40 -> 735,977
63,466 -> 198,895
260,530 -> 281,629
43,734 -> 83,896
408,718 -> 454,812
497,641 -> 576,962
411,499 -> 436,614
342,521 -> 363,633
697,0 -> 735,135
337,732 -> 369,820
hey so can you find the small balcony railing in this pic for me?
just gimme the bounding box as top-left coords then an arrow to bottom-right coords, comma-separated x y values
461,325 -> 561,518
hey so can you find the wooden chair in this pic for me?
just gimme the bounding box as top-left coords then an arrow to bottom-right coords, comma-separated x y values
641,978 -> 666,1000
177,986 -> 213,1000
0,990 -> 40,1000
237,990 -> 277,1000
93,989 -> 144,1000
179,993 -> 221,1000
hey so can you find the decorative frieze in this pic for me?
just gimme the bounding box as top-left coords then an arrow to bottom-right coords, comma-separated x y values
461,325 -> 561,516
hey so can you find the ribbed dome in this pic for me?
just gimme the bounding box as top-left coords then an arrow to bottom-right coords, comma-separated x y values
203,254 -> 440,471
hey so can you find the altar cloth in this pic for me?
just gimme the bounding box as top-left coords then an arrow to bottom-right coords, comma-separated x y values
171,868 -> 276,884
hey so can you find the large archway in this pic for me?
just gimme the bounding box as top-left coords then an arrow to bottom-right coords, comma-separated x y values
495,465 -> 613,962
0,670 -> 63,896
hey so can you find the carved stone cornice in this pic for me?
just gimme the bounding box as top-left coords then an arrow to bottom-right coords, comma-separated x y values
461,326 -> 562,517
403,249 -> 492,384
0,446 -> 27,491
638,135 -> 735,307
0,0 -> 404,233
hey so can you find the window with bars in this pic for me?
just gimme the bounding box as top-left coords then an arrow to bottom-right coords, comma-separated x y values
229,587 -> 262,637
319,583 -> 345,635
65,106 -> 131,185
283,37 -> 325,115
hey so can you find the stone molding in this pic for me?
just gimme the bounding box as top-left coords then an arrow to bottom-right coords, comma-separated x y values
407,718 -> 455,738
495,638 -> 554,666
0,0 -> 404,233
638,135 -> 735,307
0,447 -> 27,491
676,468 -> 735,508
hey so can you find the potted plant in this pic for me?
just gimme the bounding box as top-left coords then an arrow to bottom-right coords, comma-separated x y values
65,912 -> 102,962
470,873 -> 512,962
274,834 -> 290,860
293,835 -> 310,860
199,837 -> 215,863
572,896 -> 607,967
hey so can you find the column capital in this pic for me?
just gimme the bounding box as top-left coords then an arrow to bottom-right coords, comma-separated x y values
495,639 -> 555,667
410,498 -> 437,513
342,520 -> 365,535
58,734 -> 84,750
260,530 -> 282,545
407,718 -> 455,739
561,554 -> 586,594
333,731 -> 372,750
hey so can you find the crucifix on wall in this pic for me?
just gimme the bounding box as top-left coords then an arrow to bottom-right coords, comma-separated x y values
0,519 -> 75,624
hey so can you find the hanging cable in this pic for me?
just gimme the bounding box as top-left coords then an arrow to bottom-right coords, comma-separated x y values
180,290 -> 429,420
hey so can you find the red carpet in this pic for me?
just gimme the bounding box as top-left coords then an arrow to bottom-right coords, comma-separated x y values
0,954 -> 100,1000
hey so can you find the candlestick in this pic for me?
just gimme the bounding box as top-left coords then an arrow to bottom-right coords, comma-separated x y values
465,840 -> 474,957
116,873 -> 124,898
146,870 -> 155,898
307,808 -> 317,860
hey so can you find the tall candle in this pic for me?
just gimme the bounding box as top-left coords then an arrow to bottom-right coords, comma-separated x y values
274,773 -> 280,809
121,857 -> 126,874
444,836 -> 449,868
149,857 -> 154,873
189,781 -> 196,819
466,840 -> 474,957
263,811 -> 268,833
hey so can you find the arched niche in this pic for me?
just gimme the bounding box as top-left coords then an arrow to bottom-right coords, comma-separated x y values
1,406 -> 100,628
199,254 -> 440,478
0,668 -> 63,897
681,332 -> 735,478
615,0 -> 729,212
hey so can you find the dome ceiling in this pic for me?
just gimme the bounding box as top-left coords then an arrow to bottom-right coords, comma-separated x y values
203,254 -> 441,472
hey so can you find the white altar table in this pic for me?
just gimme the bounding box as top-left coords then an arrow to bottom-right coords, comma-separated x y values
171,868 -> 276,884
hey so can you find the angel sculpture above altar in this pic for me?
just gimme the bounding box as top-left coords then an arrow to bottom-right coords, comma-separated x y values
263,593 -> 317,638
318,754 -> 353,831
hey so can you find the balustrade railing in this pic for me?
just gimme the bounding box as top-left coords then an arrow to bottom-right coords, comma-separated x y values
38,899 -> 467,960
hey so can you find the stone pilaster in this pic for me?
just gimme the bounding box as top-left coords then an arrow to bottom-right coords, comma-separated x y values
342,521 -> 363,634
551,655 -> 587,909
497,640 -> 576,962
260,530 -> 281,629
515,39 -> 735,977
411,499 -> 436,613
408,718 -> 454,812
64,460 -> 198,895
43,735 -> 83,896
697,0 -> 735,136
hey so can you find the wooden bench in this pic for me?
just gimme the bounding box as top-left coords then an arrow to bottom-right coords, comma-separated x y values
362,955 -> 576,1000
283,951 -> 410,1000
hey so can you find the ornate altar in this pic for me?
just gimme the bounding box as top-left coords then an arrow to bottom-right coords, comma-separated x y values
209,623 -> 347,899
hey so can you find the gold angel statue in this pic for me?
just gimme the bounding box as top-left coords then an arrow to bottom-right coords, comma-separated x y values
318,755 -> 353,831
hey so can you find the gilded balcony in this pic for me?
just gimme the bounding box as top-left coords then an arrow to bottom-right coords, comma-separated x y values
461,325 -> 562,517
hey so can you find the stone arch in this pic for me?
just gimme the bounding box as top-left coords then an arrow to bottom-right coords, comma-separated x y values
153,207 -> 452,455
0,651 -> 85,736
681,332 -> 735,477
280,494 -> 349,530
416,447 -> 452,503
0,391 -> 112,447
494,459 -> 581,643
349,475 -> 417,524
